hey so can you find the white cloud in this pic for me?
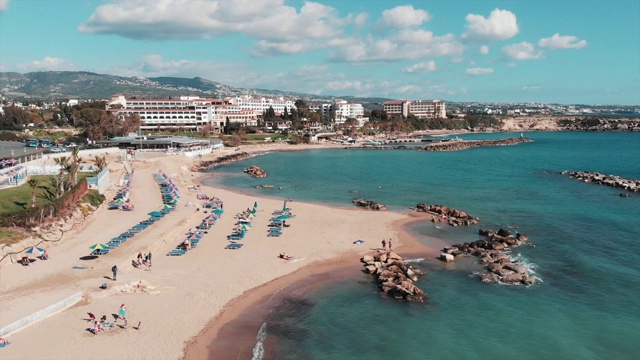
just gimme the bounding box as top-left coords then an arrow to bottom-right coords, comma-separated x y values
466,67 -> 494,75
462,9 -> 519,42
0,0 -> 9,12
378,5 -> 430,29
17,57 -> 80,72
349,12 -> 368,26
403,61 -> 437,73
538,33 -> 587,49
79,0 -> 347,56
329,30 -> 465,63
502,42 -> 544,60
480,45 -> 490,55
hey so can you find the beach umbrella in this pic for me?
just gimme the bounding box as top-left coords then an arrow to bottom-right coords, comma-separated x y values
89,243 -> 109,250
212,209 -> 224,215
188,233 -> 202,240
148,211 -> 163,217
247,212 -> 256,218
277,215 -> 291,220
25,246 -> 45,256
254,201 -> 258,209
163,204 -> 173,210
239,224 -> 252,231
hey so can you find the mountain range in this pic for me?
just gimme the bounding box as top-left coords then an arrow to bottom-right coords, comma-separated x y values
0,71 -> 393,107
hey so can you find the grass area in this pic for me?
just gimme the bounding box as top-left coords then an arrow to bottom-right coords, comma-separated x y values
0,228 -> 28,244
0,173 -> 95,214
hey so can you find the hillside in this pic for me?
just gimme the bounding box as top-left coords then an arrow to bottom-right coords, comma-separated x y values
0,71 -> 391,105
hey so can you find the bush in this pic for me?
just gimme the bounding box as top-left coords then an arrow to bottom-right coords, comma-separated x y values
82,190 -> 105,207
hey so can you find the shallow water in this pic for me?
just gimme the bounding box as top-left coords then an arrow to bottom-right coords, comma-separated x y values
204,132 -> 640,359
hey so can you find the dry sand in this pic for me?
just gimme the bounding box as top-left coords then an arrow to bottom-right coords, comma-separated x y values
0,144 -> 439,360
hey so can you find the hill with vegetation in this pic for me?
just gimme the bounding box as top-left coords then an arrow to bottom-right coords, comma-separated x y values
0,71 -> 392,106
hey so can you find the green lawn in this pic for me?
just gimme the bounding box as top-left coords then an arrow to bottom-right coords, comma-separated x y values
0,173 -> 94,214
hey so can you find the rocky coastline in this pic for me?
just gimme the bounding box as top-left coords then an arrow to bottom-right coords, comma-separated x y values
562,170 -> 639,193
439,228 -> 537,285
189,151 -> 252,171
352,198 -> 387,210
243,165 -> 267,178
361,251 -> 427,302
422,136 -> 533,152
415,203 -> 480,226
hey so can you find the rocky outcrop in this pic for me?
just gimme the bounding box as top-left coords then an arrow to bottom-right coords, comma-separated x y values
422,137 -> 532,152
353,198 -> 387,211
416,203 -> 480,226
439,228 -> 537,285
361,251 -> 427,302
190,152 -> 252,171
244,165 -> 267,178
562,170 -> 639,193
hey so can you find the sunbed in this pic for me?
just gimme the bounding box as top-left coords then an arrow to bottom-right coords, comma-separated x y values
91,249 -> 110,256
227,232 -> 245,240
225,243 -> 244,250
167,249 -> 187,256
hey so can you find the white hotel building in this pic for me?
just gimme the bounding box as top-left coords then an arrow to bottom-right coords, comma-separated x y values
383,100 -> 446,119
106,94 -> 294,132
334,99 -> 365,124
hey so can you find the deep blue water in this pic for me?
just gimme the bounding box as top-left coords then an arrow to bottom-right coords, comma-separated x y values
203,132 -> 640,360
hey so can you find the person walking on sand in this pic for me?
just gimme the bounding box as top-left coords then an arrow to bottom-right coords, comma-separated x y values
382,239 -> 387,250
118,304 -> 128,327
111,265 -> 118,281
388,239 -> 393,251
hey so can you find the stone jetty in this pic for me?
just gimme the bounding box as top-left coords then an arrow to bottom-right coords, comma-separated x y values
439,228 -> 537,285
244,165 -> 267,178
562,170 -> 639,193
190,152 -> 252,171
422,137 -> 532,152
361,251 -> 427,302
415,203 -> 480,226
352,198 -> 387,211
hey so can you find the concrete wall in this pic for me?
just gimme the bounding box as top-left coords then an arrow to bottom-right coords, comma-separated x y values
0,292 -> 82,337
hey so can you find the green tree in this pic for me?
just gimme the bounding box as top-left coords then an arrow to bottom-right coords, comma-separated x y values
27,178 -> 40,208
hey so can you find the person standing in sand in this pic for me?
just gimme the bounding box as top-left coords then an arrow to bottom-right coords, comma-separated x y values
111,265 -> 118,281
382,239 -> 387,250
118,304 -> 128,327
388,239 -> 393,251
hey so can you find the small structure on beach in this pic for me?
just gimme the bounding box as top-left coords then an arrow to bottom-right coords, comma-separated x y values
361,251 -> 427,302
244,165 -> 267,178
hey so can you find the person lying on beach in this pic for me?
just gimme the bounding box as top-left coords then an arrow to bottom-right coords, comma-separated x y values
279,253 -> 293,260
0,337 -> 9,345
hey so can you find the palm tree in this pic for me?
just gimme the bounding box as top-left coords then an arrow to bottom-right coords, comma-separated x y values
93,155 -> 108,173
53,156 -> 69,195
70,147 -> 80,165
27,178 -> 40,208
66,162 -> 79,188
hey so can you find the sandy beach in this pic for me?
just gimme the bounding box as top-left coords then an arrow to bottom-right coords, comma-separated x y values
0,144 -> 439,360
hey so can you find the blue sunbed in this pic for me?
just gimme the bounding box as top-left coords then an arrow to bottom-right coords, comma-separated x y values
225,243 -> 244,250
91,249 -> 110,256
167,249 -> 187,256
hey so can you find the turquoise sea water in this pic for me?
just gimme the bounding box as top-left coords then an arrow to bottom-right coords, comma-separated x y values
203,132 -> 640,360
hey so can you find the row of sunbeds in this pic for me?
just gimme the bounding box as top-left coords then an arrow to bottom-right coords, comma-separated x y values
107,173 -> 133,210
92,172 -> 178,256
167,210 -> 220,256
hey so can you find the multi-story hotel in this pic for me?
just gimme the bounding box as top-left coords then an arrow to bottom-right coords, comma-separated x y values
383,100 -> 446,119
226,95 -> 295,115
106,94 -> 292,132
334,99 -> 365,124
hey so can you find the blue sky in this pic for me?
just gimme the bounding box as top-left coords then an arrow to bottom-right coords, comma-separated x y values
0,0 -> 638,105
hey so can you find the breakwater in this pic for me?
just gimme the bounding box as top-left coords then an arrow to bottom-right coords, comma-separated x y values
562,170 -> 639,193
440,228 -> 537,285
422,137 -> 532,151
190,152 -> 251,171
415,203 -> 479,226
361,251 -> 427,302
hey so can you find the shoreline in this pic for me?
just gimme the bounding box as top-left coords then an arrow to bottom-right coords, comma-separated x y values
182,210 -> 441,360
0,142 -> 445,360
